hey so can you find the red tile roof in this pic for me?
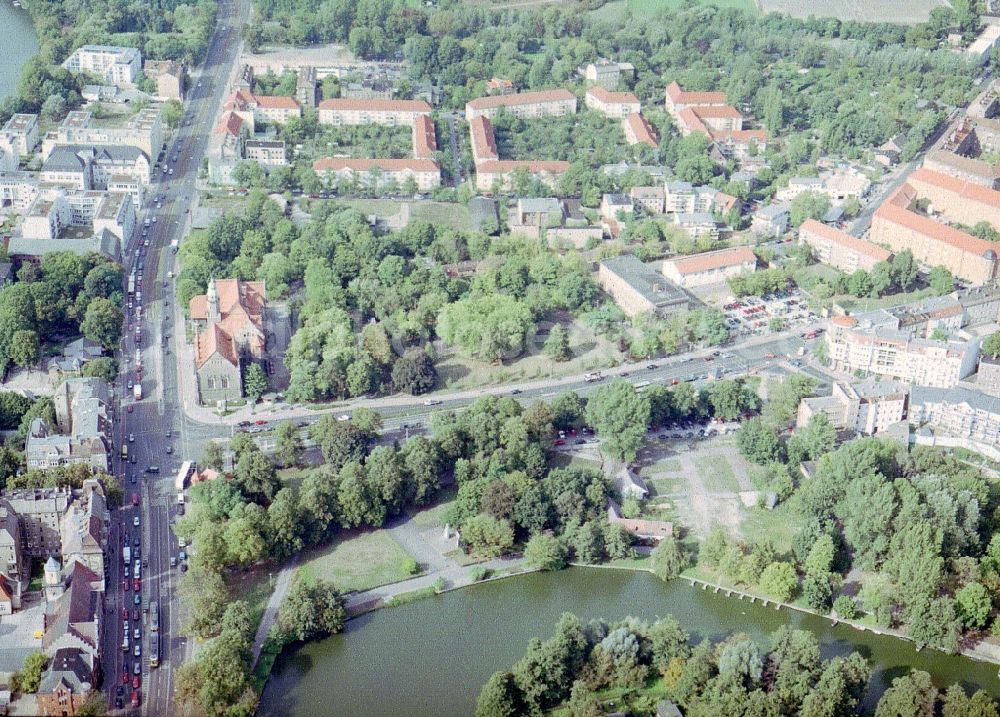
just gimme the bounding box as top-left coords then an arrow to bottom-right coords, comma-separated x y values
466,89 -> 576,111
196,323 -> 238,367
318,98 -> 431,113
412,114 -> 437,159
799,218 -> 893,261
678,107 -> 709,135
909,166 -> 1000,210
214,111 -> 244,136
313,157 -> 441,173
875,183 -> 997,258
713,191 -> 738,213
469,115 -> 499,162
690,105 -> 743,119
831,315 -> 858,328
586,86 -> 640,105
666,246 -> 757,275
665,80 -> 727,107
253,95 -> 301,110
714,129 -> 767,144
475,159 -> 571,173
623,112 -> 659,148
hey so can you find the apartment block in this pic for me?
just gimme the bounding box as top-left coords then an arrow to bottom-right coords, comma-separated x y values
0,171 -> 41,214
907,167 -> 1000,229
465,89 -> 577,121
923,149 -> 1000,189
799,219 -> 892,273
581,59 -> 635,90
318,98 -> 431,127
474,160 -> 570,192
978,355 -> 1000,396
910,385 -> 1000,445
313,157 -> 441,191
224,89 -> 302,125
672,212 -> 718,240
44,109 -> 163,160
662,246 -> 756,288
41,144 -> 151,189
244,140 -> 287,167
2,488 -> 71,558
825,313 -> 981,387
585,87 -> 641,119
19,188 -> 132,247
870,181 -> 998,285
143,60 -> 185,100
296,66 -> 318,108
796,379 -> 909,435
623,113 -> 659,148
62,45 -> 141,87
597,254 -> 689,318
0,114 -> 39,156
751,204 -> 789,237
412,114 -> 437,159
630,185 -> 665,214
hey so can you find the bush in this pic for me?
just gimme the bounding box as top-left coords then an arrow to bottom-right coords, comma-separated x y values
833,595 -> 859,620
402,557 -> 421,576
470,566 -> 492,582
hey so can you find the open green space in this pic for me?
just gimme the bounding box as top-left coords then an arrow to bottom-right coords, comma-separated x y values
693,453 -> 740,493
296,530 -> 421,593
407,487 -> 457,528
591,0 -> 757,22
738,496 -> 806,555
337,199 -> 472,231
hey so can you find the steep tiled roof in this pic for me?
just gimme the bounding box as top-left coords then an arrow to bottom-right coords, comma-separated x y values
800,218 -> 893,261
665,246 -> 757,275
623,113 -> 658,148
253,95 -> 300,110
195,323 -> 238,368
466,89 -> 576,111
469,115 -> 499,162
586,86 -> 640,105
214,111 -> 244,137
412,114 -> 437,159
312,157 -> 441,173
876,183 -> 997,258
318,98 -> 431,113
909,166 -> 1000,210
665,80 -> 727,106
474,159 -> 571,173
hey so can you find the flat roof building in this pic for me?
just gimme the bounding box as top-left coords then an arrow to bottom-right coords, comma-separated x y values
597,254 -> 690,318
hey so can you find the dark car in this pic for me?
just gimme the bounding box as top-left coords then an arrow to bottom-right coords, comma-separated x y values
116,685 -> 124,697
115,697 -> 124,709
134,593 -> 140,605
575,438 -> 586,445
133,608 -> 140,621
511,389 -> 522,395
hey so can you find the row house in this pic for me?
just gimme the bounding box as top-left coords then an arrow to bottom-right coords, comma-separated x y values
465,89 -> 577,121
798,219 -> 892,274
318,98 -> 431,127
313,157 -> 442,192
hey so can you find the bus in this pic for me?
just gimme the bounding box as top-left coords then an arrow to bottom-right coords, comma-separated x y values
127,273 -> 136,294
149,600 -> 159,632
149,632 -> 159,668
121,444 -> 128,461
174,461 -> 194,492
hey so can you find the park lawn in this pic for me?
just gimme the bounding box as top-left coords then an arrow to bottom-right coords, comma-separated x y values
407,487 -> 457,528
296,530 -> 420,594
337,199 -> 471,231
591,0 -> 756,22
738,496 -> 806,555
277,466 -> 308,493
549,453 -> 603,472
435,315 -> 622,391
693,453 -> 740,493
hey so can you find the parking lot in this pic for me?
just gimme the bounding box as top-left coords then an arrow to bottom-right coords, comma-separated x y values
722,290 -> 818,337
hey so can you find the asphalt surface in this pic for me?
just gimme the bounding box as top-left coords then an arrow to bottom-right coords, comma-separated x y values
102,0 -> 251,713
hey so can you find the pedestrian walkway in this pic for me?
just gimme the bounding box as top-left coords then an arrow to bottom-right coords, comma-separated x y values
250,556 -> 298,668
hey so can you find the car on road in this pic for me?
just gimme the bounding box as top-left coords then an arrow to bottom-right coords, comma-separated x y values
554,439 -> 566,446
337,414 -> 350,422
575,438 -> 586,445
133,578 -> 140,592
647,364 -> 657,370
122,671 -> 129,685
180,563 -> 188,572
166,445 -> 173,454
511,389 -> 522,395
133,675 -> 140,690
123,566 -> 129,578
133,534 -> 139,546
133,516 -> 140,527
131,690 -> 140,708
115,697 -> 124,710
134,593 -> 140,605
133,662 -> 141,675
170,556 -> 177,567
423,399 -> 442,406
122,607 -> 128,620
133,627 -> 141,640
123,579 -> 130,592
254,419 -> 267,425
132,609 -> 139,621
146,466 -> 159,473
179,550 -> 187,561
237,420 -> 252,427
129,433 -> 134,443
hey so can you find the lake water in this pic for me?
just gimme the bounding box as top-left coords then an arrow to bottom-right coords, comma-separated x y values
0,2 -> 39,100
260,568 -> 1000,717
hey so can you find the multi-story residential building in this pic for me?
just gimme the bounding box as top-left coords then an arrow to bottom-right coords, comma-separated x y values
412,114 -> 437,160
41,144 -> 151,189
661,246 -> 756,288
623,113 -> 659,148
515,198 -> 564,227
665,79 -> 767,160
630,185 -> 665,214
967,24 -> 1000,64
26,378 -> 112,472
581,59 -> 635,89
318,98 -> 431,127
907,166 -> 1000,228
825,312 -> 982,387
0,113 -> 39,157
464,89 -> 577,121
672,212 -> 718,239
313,157 -> 442,191
601,194 -> 634,222
775,170 -> 871,205
910,385 -> 1000,445
870,181 -> 999,284
751,204 -> 789,237
341,78 -> 395,100
189,279 -> 267,405
978,355 -> 1000,396
469,116 -> 499,163
41,559 -> 103,661
924,148 -> 1000,189
296,66 -> 318,108
799,218 -> 892,273
214,112 -> 250,160
61,45 -> 141,87
664,81 -> 728,124
0,502 -> 23,585
0,170 -> 41,214
59,480 -> 108,584
585,87 -> 641,119
244,140 -> 287,167
473,159 -> 569,192
3,488 -> 71,558
36,647 -> 97,716
143,59 -> 185,100
597,254 -> 690,318
796,379 -> 909,435
20,189 -> 133,246
662,182 -> 727,215
224,89 -> 302,125
43,109 -> 163,159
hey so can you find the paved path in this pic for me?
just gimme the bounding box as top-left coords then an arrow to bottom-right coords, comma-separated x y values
250,556 -> 298,667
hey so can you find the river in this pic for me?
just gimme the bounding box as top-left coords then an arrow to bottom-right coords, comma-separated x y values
0,1 -> 39,100
259,568 -> 1000,716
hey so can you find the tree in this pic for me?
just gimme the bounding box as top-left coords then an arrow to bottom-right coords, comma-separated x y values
391,348 -> 437,395
275,421 -> 304,467
929,265 -> 954,296
81,357 -> 117,382
984,332 -> 1000,360
736,417 -> 784,464
202,441 -> 225,471
243,363 -> 269,403
311,416 -> 372,471
941,685 -> 1000,717
181,565 -> 230,638
462,514 -> 515,558
875,670 -> 937,717
833,595 -> 859,620
80,297 -> 123,350
8,330 -> 39,367
758,562 -> 798,602
543,324 -> 572,362
551,391 -> 585,430
566,680 -> 602,717
585,380 -> 651,462
524,533 -> 566,570
955,582 -> 992,630
907,596 -> 961,653
787,414 -> 836,464
437,294 -> 535,363
651,536 -> 687,581
12,652 -> 47,693
476,671 -> 526,717
41,93 -> 67,122
234,449 -> 278,503
790,191 -> 831,227
275,577 -> 346,644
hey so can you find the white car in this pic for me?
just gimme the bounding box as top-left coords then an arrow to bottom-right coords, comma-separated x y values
423,399 -> 442,406
337,414 -> 350,422
133,516 -> 140,527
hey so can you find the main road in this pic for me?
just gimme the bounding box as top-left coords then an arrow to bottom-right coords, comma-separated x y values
103,0 -> 252,713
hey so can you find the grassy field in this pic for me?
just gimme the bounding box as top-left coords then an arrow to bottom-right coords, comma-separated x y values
591,0 -> 757,22
759,0 -> 945,23
693,453 -> 740,493
739,496 -> 806,555
296,530 -> 420,593
407,487 -> 457,528
338,199 -> 471,231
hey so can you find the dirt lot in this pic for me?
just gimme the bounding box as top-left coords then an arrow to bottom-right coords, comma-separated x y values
759,0 -> 946,24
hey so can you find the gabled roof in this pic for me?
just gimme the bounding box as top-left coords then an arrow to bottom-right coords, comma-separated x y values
665,246 -> 757,276
412,114 -> 437,159
466,89 -> 576,111
799,218 -> 893,261
215,111 -> 245,137
253,95 -> 300,110
586,86 -> 640,105
875,183 -> 997,258
623,112 -> 658,148
469,115 -> 499,162
195,323 -> 238,368
318,98 -> 431,113
665,80 -> 727,107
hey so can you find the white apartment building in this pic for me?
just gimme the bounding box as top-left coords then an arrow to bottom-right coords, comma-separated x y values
0,114 -> 39,157
61,45 -> 141,87
43,109 -> 163,160
826,313 -> 981,388
584,87 -> 641,119
662,246 -> 756,288
0,171 -> 40,214
799,219 -> 892,274
20,189 -> 133,243
318,98 -> 431,127
663,182 -> 720,214
910,386 -> 1000,445
245,140 -> 287,167
313,157 -> 441,191
796,379 -> 909,435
